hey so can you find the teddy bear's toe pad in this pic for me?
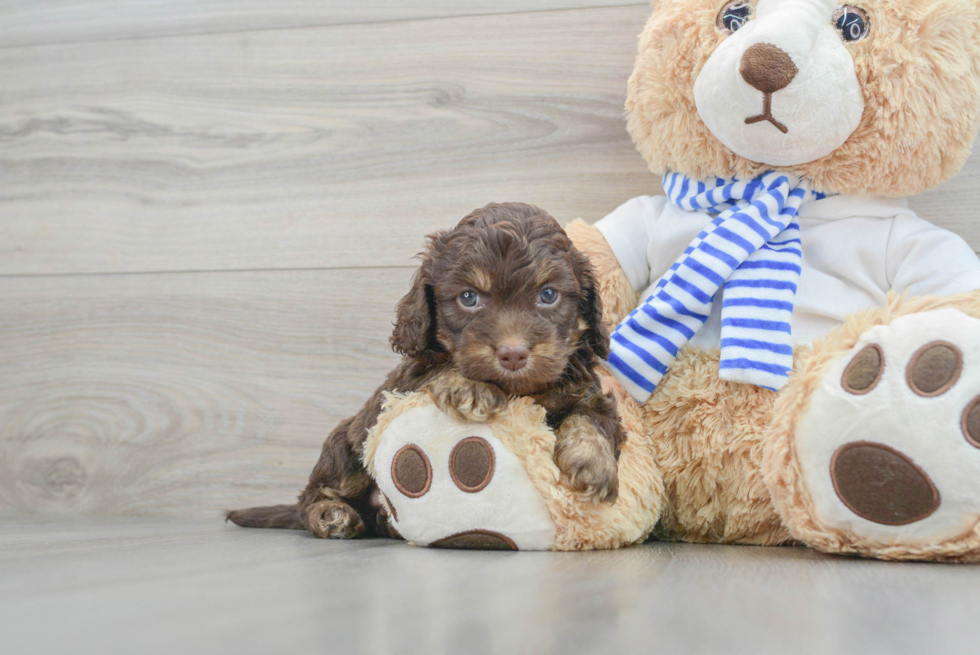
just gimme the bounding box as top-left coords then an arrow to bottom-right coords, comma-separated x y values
830,442 -> 939,525
373,404 -> 556,550
795,309 -> 980,546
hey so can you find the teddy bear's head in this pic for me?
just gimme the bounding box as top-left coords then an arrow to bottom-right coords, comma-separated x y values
627,0 -> 980,196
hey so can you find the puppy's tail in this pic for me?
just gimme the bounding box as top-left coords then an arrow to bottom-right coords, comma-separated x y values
225,504 -> 304,530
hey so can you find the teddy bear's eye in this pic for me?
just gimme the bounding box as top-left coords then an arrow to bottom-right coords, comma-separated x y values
717,0 -> 753,35
833,6 -> 870,42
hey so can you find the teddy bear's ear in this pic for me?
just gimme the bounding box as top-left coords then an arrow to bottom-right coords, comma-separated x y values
390,231 -> 450,358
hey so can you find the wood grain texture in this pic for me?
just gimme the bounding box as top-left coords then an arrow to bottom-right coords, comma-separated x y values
3,516 -> 980,655
0,0 -> 649,48
0,5 -> 654,276
0,268 -> 413,517
3,0 -> 980,527
910,149 -> 980,239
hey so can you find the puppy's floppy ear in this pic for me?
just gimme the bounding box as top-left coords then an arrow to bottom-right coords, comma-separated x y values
572,249 -> 610,359
390,230 -> 450,357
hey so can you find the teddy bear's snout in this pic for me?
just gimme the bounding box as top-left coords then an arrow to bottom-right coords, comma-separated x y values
692,0 -> 866,164
739,43 -> 798,95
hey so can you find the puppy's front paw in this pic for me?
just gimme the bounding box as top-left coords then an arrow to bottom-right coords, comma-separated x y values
429,374 -> 508,423
555,418 -> 619,503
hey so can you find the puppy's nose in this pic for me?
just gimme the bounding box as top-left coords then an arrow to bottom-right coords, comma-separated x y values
497,343 -> 530,371
740,43 -> 798,94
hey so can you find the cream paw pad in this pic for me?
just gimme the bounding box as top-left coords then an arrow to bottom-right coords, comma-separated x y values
369,400 -> 556,550
770,304 -> 980,560
363,386 -> 663,551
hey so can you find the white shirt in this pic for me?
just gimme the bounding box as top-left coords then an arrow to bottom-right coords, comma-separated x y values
595,195 -> 980,349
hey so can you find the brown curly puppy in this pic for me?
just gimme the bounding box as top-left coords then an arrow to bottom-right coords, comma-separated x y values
228,202 -> 622,538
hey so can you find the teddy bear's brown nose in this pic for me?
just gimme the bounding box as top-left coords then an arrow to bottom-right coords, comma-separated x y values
740,43 -> 798,94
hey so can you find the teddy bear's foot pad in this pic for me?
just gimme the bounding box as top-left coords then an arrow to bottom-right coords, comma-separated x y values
830,441 -> 939,525
792,308 -> 980,554
372,403 -> 556,550
430,530 -> 518,550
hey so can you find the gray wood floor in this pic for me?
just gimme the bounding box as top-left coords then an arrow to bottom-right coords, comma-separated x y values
2,513 -> 978,655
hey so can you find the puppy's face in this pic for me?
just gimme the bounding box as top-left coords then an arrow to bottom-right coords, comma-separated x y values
435,233 -> 584,396
391,203 -> 608,396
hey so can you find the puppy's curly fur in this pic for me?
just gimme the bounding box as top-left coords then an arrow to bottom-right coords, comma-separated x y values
228,203 -> 623,538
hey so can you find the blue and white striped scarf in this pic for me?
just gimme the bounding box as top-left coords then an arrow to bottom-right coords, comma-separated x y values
606,171 -> 826,402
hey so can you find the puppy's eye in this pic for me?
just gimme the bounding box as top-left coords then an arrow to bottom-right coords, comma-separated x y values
458,290 -> 481,309
833,6 -> 869,42
717,0 -> 752,35
538,288 -> 560,306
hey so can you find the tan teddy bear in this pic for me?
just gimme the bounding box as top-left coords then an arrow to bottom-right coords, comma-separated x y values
368,0 -> 980,561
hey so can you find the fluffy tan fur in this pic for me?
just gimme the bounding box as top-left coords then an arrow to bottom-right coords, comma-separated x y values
642,347 -> 795,545
364,387 -> 664,551
764,291 -> 980,562
626,0 -> 980,197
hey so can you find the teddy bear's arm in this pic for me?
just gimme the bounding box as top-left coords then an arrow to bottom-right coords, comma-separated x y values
565,219 -> 640,331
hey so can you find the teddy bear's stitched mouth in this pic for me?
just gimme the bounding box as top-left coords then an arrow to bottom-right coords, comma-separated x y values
745,92 -> 788,134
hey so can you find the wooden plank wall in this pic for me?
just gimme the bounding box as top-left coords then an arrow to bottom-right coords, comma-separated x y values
1,1 -> 978,519
0,1 -> 655,517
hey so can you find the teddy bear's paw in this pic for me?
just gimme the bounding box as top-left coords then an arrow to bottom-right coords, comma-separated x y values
371,403 -> 556,550
792,308 -> 980,554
